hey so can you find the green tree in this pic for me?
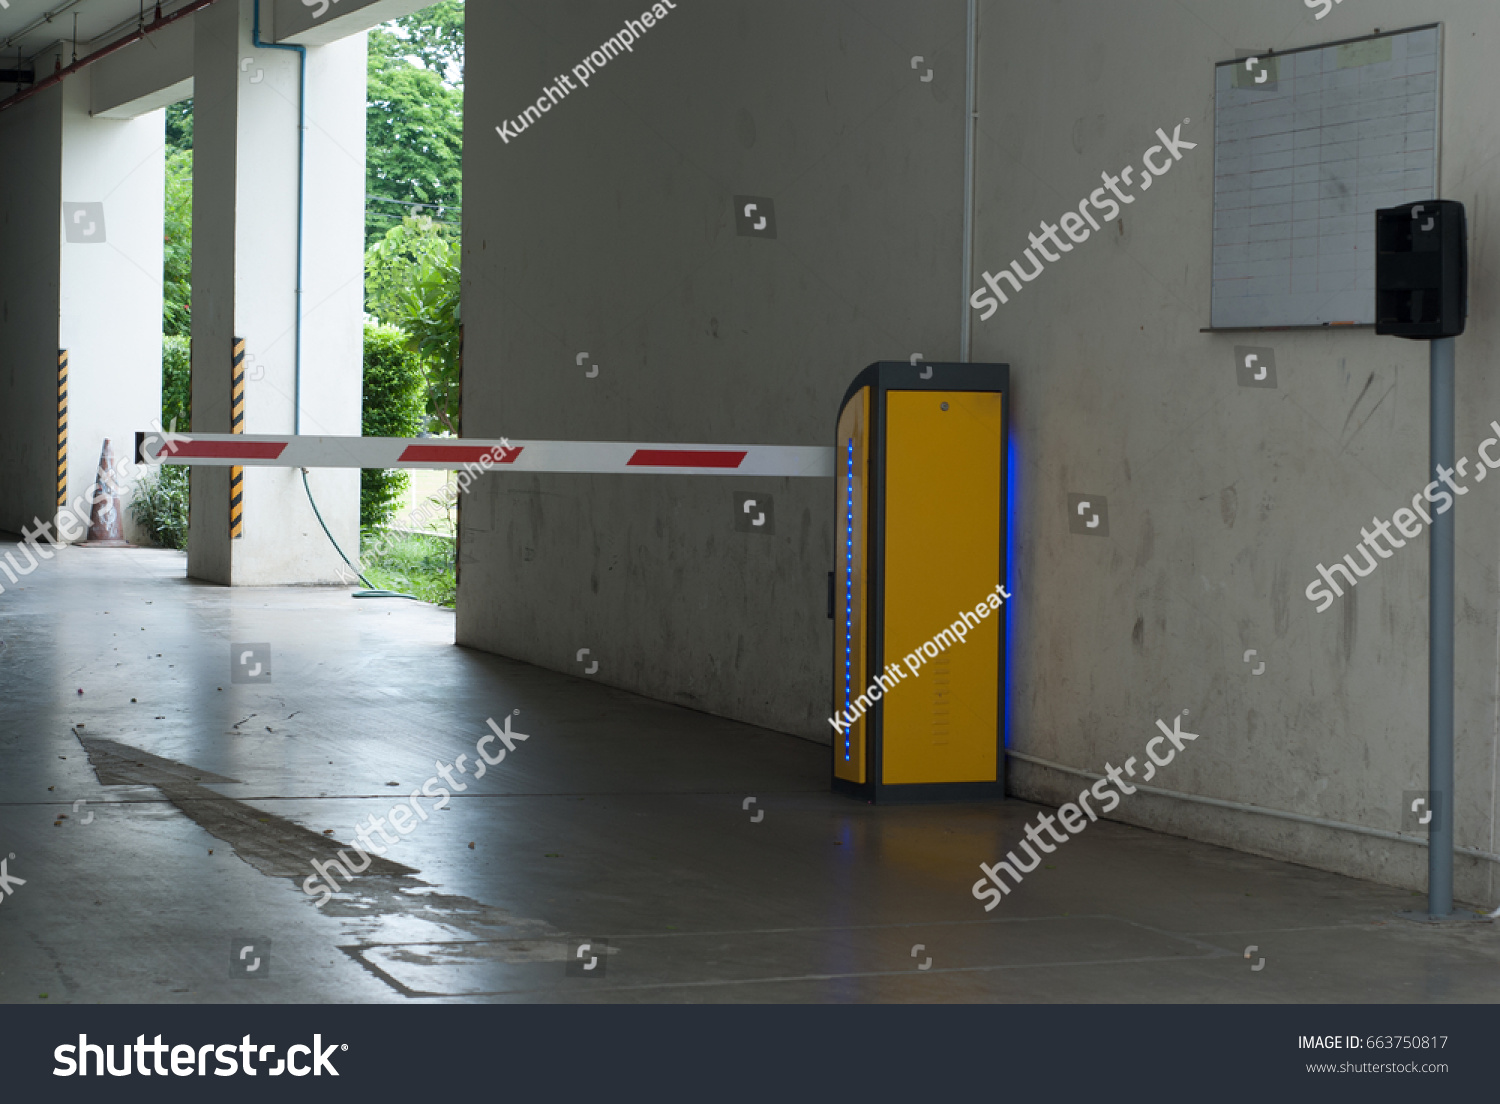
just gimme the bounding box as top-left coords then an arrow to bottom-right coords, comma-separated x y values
166,100 -> 193,154
164,148 -> 193,337
162,334 -> 191,431
366,5 -> 463,246
142,105 -> 194,551
362,321 -> 428,529
366,216 -> 463,434
133,333 -> 193,551
387,0 -> 464,85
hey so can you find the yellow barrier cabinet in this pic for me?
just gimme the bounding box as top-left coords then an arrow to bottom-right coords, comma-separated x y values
831,362 -> 1008,803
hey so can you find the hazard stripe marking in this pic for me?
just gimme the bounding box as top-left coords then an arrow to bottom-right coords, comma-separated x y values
398,444 -> 522,464
627,449 -> 748,469
168,441 -> 287,460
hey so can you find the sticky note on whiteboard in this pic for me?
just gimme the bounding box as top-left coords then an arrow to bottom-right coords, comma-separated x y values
1338,38 -> 1393,68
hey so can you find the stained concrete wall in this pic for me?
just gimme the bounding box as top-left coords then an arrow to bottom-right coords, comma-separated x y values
460,0 -> 1500,904
0,89 -> 63,538
457,0 -> 970,733
981,0 -> 1500,906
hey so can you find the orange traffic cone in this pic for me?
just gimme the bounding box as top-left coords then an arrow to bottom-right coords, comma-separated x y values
77,439 -> 130,547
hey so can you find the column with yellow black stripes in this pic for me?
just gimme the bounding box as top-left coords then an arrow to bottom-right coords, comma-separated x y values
230,337 -> 245,540
56,349 -> 68,509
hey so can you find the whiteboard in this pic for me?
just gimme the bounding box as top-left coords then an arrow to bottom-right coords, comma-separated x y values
1211,26 -> 1440,328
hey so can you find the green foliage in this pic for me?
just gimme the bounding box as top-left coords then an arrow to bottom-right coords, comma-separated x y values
361,6 -> 464,424
130,465 -> 190,550
366,14 -> 463,246
166,100 -> 193,154
365,216 -> 462,433
150,123 -> 194,552
164,149 -> 193,337
362,321 -> 427,530
162,334 -> 191,432
361,531 -> 456,607
387,0 -> 464,86
135,333 -> 194,551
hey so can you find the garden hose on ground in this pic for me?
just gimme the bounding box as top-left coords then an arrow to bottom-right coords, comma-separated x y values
300,468 -> 419,600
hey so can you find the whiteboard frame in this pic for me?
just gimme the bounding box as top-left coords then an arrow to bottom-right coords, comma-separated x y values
1206,23 -> 1444,332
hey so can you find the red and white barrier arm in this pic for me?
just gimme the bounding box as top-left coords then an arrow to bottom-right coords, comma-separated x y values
137,433 -> 834,478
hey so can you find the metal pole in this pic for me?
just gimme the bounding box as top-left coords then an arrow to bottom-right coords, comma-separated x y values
1429,335 -> 1456,917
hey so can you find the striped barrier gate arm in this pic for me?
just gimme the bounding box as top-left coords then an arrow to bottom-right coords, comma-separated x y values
139,433 -> 834,478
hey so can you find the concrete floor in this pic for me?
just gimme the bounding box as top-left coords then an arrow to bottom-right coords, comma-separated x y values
2,538 -> 1499,1004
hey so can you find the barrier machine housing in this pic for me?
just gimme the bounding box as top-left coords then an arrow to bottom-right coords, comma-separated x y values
832,361 -> 1009,803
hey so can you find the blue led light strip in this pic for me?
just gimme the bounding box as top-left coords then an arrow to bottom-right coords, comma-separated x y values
843,437 -> 855,762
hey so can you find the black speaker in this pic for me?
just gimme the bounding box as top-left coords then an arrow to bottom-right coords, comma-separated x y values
1375,200 -> 1467,339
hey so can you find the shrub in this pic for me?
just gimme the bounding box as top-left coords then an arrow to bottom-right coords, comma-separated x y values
162,334 -> 191,432
362,531 -> 456,607
365,215 -> 462,433
131,335 -> 194,550
362,321 -> 426,530
164,150 -> 193,337
130,464 -> 190,550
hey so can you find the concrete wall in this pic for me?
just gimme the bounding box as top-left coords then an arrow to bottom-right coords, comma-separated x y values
0,89 -> 63,537
461,0 -> 1500,904
980,0 -> 1500,906
273,0 -> 433,46
457,0 -> 970,733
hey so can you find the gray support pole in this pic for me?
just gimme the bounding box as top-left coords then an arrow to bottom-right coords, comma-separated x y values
1429,335 -> 1456,917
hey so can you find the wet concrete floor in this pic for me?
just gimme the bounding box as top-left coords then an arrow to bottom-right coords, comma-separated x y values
2,541 -> 1498,1003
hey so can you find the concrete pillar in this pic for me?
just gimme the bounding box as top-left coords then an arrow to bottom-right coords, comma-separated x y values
0,89 -> 63,537
0,73 -> 162,544
188,0 -> 365,585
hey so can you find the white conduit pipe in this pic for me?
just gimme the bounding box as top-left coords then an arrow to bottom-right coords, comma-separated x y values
959,0 -> 977,362
1006,749 -> 1500,866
